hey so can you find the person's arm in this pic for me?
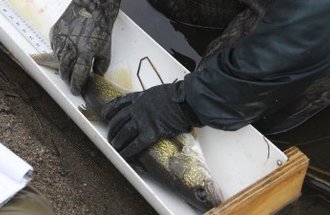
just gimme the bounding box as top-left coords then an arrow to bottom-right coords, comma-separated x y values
102,0 -> 330,159
184,0 -> 330,132
50,0 -> 121,95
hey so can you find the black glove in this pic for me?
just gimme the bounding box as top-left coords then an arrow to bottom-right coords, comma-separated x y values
50,0 -> 120,95
102,81 -> 202,159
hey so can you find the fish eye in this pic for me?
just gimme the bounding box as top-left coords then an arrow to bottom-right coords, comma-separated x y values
195,187 -> 208,202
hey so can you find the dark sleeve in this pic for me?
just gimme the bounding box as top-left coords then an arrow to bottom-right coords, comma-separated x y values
184,0 -> 330,131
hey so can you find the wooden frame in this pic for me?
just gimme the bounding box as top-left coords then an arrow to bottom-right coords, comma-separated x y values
206,147 -> 309,215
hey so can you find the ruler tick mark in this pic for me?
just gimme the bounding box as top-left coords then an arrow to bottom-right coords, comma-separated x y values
0,0 -> 52,53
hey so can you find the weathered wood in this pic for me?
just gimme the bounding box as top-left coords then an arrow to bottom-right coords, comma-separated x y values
205,147 -> 309,215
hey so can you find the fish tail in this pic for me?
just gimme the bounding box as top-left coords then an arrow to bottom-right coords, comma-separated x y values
30,53 -> 59,71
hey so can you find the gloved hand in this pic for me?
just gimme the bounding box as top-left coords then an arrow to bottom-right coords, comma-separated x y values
50,0 -> 120,95
102,81 -> 202,159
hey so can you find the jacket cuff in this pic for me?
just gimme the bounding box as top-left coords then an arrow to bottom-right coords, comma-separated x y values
172,81 -> 203,127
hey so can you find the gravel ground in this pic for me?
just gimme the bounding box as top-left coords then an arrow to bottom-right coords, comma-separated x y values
0,47 -> 157,215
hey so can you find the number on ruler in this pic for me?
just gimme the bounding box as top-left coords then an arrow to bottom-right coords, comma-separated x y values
0,0 -> 52,53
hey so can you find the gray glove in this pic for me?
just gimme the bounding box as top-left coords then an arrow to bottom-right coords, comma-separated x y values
50,0 -> 121,95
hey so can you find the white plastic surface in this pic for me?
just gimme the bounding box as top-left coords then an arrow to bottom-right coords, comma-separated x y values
0,1 -> 288,214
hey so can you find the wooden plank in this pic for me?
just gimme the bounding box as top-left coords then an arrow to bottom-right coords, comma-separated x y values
205,147 -> 309,215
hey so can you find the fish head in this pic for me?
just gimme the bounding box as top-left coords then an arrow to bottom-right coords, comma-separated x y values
169,153 -> 223,212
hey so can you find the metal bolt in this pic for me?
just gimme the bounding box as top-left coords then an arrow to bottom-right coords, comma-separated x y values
277,160 -> 283,166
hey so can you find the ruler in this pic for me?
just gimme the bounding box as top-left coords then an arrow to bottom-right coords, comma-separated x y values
0,0 -> 52,53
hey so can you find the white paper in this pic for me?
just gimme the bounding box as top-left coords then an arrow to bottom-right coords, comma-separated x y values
0,143 -> 33,207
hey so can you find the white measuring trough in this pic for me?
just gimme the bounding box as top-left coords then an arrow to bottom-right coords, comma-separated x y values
0,1 -> 287,214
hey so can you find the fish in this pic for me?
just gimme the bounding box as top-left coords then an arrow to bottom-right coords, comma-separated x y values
32,53 -> 223,212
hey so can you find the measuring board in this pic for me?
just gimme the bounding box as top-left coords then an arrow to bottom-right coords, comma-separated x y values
0,1 -> 290,214
0,0 -> 52,53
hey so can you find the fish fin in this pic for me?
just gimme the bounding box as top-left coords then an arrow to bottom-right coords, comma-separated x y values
78,104 -> 100,121
30,53 -> 60,71
191,128 -> 198,138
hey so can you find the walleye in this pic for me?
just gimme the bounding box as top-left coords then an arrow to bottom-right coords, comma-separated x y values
32,53 -> 223,212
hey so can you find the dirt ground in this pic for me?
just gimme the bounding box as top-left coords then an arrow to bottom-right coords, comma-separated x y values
0,46 -> 157,215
